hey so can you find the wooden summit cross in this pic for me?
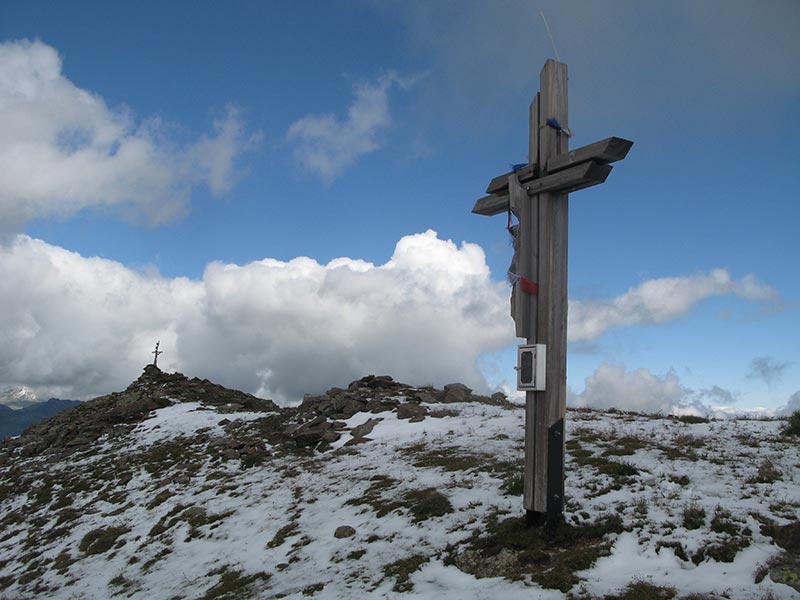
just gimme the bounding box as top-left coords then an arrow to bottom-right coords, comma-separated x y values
152,341 -> 163,368
472,59 -> 632,524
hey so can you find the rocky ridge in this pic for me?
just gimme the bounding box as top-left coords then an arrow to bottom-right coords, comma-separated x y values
285,376 -> 510,449
0,366 -> 509,464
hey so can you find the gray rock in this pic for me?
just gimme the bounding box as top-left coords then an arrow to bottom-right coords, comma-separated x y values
344,436 -> 372,446
334,525 -> 356,539
321,430 -> 341,443
293,429 -> 325,447
348,375 -> 409,392
350,418 -> 381,438
491,392 -> 507,404
332,397 -> 366,418
438,383 -> 472,403
244,444 -> 267,456
411,391 -> 438,404
396,403 -> 428,420
65,435 -> 91,447
366,399 -> 397,413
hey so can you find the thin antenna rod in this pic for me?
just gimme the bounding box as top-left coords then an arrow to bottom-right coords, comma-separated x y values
539,11 -> 561,62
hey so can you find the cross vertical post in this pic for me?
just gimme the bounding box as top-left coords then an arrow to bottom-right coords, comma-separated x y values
470,58 -> 632,525
527,59 -> 569,522
152,341 -> 163,368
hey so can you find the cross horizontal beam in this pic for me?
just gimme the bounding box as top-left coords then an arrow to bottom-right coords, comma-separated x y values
472,160 -> 612,216
547,136 -> 632,173
485,164 -> 538,195
484,136 -> 632,196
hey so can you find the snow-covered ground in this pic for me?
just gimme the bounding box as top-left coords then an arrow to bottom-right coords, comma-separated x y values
0,401 -> 798,599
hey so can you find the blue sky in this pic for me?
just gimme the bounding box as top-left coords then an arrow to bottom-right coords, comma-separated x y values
0,1 -> 798,412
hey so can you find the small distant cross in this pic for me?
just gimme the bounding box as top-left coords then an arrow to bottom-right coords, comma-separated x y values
152,341 -> 163,367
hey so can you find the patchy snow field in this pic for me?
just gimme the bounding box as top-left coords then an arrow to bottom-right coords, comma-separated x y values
0,401 -> 798,599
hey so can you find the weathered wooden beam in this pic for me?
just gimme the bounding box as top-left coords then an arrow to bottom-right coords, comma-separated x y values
474,161 -> 611,215
529,58 -> 569,518
524,160 -> 611,196
546,136 -> 632,174
529,95 -> 539,173
471,193 -> 509,216
484,136 -> 631,196
486,164 -> 537,195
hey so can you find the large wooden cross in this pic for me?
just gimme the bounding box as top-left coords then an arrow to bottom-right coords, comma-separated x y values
472,59 -> 632,524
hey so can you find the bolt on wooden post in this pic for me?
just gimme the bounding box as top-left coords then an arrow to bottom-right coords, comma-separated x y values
471,59 -> 632,525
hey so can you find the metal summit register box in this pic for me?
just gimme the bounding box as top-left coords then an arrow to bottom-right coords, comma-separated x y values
517,344 -> 546,391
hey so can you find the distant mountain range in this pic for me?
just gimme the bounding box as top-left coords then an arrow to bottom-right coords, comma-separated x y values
0,385 -> 39,410
0,398 -> 81,440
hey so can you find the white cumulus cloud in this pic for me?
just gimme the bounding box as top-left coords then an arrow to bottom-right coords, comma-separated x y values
0,231 -> 508,405
0,230 -> 780,406
286,73 -> 407,181
0,39 -> 255,233
778,391 -> 800,417
568,269 -> 777,342
0,236 -> 204,399
567,364 -> 777,417
567,364 -> 690,415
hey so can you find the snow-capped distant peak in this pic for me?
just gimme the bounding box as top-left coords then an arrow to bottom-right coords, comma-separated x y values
0,386 -> 38,410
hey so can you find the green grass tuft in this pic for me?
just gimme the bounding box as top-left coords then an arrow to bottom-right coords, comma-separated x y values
783,410 -> 800,437
682,504 -> 706,530
604,579 -> 677,599
747,458 -> 782,484
451,512 -> 625,591
78,526 -> 130,556
199,566 -> 271,600
383,554 -> 429,592
404,488 -> 454,523
267,522 -> 299,548
345,478 -> 452,522
675,415 -> 709,424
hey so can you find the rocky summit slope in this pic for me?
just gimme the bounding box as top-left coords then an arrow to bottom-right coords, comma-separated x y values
0,365 -> 279,459
0,368 -> 798,599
